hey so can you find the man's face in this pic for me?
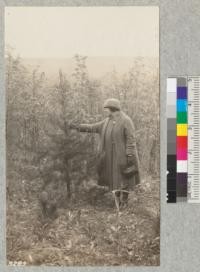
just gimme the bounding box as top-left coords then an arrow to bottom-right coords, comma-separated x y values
104,108 -> 112,117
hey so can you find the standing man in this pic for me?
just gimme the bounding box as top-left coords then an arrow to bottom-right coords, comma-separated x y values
70,98 -> 140,207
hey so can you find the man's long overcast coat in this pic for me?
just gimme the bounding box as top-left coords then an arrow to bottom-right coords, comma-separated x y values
79,111 -> 140,190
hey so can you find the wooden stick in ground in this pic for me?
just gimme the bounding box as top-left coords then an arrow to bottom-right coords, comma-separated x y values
112,189 -> 129,212
112,190 -> 129,211
112,190 -> 120,212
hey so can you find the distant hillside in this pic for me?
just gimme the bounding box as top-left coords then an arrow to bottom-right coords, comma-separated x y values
21,57 -> 158,82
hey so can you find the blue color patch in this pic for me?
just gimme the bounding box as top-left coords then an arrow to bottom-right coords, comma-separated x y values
177,99 -> 187,112
177,87 -> 187,99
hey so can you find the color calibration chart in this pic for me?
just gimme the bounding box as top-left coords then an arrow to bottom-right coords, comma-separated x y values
167,76 -> 200,203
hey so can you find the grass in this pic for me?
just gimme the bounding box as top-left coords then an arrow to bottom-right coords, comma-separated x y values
7,176 -> 160,266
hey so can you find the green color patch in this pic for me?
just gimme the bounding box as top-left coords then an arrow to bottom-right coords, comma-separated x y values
177,112 -> 187,123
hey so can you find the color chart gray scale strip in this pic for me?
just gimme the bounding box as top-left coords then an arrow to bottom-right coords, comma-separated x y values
167,78 -> 177,203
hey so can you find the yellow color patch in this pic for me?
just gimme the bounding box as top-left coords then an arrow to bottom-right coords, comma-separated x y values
177,124 -> 188,136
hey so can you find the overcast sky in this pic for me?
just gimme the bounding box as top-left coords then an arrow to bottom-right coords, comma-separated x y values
5,7 -> 159,58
